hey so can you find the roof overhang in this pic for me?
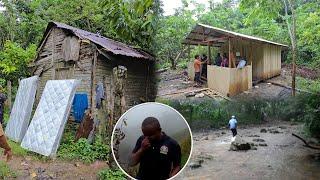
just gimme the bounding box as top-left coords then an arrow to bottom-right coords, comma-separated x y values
37,21 -> 154,61
183,23 -> 289,48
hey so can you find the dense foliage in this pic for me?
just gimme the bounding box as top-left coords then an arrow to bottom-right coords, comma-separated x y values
98,168 -> 126,180
0,0 -> 161,86
57,130 -> 110,163
154,0 -> 320,69
158,93 -> 320,138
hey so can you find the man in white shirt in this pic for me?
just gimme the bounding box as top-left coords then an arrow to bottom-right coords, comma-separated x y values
228,115 -> 238,137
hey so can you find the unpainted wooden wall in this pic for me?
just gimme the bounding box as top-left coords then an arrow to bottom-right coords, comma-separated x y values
34,27 -> 154,110
96,54 -> 154,108
207,65 -> 252,96
219,38 -> 281,81
33,27 -> 93,106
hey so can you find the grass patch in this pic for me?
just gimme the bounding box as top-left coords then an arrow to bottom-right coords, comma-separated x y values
7,140 -> 27,157
158,94 -> 320,139
296,77 -> 320,93
98,168 -> 126,180
57,126 -> 110,164
0,161 -> 17,178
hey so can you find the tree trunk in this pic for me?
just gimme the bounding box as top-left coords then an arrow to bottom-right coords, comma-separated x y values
282,0 -> 297,96
170,57 -> 176,70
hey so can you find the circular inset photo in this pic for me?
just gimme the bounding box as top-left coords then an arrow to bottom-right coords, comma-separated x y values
111,102 -> 193,180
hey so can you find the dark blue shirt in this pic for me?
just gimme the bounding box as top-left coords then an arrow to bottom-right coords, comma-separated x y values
132,132 -> 181,180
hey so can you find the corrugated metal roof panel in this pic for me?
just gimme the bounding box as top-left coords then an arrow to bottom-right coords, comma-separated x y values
49,21 -> 153,60
184,23 -> 288,47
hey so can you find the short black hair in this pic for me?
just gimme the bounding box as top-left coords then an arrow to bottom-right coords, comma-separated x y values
142,117 -> 161,129
195,55 -> 200,59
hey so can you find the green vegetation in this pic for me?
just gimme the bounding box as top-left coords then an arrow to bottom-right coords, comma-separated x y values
158,93 -> 320,138
154,0 -> 320,70
180,136 -> 192,166
0,161 -> 17,178
296,77 -> 320,93
57,125 -> 110,163
7,140 -> 27,157
98,168 -> 126,180
0,0 -> 161,89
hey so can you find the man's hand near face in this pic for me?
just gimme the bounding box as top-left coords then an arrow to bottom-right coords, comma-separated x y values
130,137 -> 151,166
141,137 -> 151,151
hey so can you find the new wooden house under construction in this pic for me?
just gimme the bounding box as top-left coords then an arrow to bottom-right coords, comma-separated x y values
185,23 -> 288,96
31,22 -> 156,111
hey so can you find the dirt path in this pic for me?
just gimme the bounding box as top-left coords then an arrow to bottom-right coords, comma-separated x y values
0,155 -> 107,179
177,122 -> 320,180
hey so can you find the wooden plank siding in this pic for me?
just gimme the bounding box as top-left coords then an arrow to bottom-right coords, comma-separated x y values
207,65 -> 252,96
34,27 -> 94,106
95,54 -> 152,108
219,38 -> 281,81
33,26 -> 155,111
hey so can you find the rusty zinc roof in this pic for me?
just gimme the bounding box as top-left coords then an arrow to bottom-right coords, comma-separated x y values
42,21 -> 153,60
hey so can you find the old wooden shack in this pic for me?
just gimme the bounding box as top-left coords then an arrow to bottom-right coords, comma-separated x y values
31,22 -> 156,111
185,23 -> 288,96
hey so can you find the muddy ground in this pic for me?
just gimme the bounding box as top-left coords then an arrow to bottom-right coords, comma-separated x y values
0,155 -> 107,179
176,122 -> 320,180
157,67 -> 293,101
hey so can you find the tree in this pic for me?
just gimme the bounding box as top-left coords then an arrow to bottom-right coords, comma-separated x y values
0,40 -> 36,84
282,0 -> 297,96
154,9 -> 195,69
240,0 -> 298,96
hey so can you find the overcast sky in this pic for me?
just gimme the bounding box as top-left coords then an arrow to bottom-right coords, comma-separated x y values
162,0 -> 223,16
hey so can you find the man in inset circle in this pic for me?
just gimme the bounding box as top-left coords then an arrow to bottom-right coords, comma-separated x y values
130,117 -> 181,180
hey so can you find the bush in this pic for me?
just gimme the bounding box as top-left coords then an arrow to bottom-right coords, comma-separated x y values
98,168 -> 126,180
158,94 -> 320,139
57,133 -> 110,163
0,161 -> 17,178
296,77 -> 320,93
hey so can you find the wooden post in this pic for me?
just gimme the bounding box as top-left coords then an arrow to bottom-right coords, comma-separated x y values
7,81 -> 12,112
250,42 -> 253,65
107,72 -> 115,135
208,43 -> 211,64
51,28 -> 56,79
91,47 -> 97,112
228,38 -> 231,68
146,63 -> 149,101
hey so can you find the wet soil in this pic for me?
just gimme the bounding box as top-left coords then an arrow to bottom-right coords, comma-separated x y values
176,122 -> 320,180
0,155 -> 107,179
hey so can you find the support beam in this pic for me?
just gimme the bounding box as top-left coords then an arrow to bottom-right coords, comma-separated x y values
91,46 -> 97,112
228,38 -> 231,68
204,36 -> 228,43
208,43 -> 211,64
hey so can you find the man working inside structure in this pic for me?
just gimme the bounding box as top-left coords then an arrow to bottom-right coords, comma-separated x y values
0,87 -> 12,161
130,117 -> 181,180
194,55 -> 208,86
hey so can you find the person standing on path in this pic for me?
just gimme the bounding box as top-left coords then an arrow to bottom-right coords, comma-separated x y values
228,115 -> 237,137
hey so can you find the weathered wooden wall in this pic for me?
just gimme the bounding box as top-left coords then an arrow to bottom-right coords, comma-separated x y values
96,54 -> 153,108
33,27 -> 154,112
207,65 -> 252,96
262,44 -> 281,79
33,27 -> 94,106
